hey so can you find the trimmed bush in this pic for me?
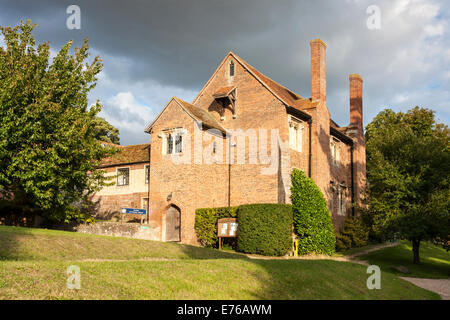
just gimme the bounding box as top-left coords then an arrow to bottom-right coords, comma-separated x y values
237,204 -> 293,256
335,216 -> 369,252
291,169 -> 336,255
194,206 -> 238,248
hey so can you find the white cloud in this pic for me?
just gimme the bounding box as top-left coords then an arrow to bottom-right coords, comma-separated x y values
393,94 -> 410,103
91,64 -> 197,145
98,92 -> 154,145
102,92 -> 154,131
408,0 -> 440,18
424,23 -> 445,36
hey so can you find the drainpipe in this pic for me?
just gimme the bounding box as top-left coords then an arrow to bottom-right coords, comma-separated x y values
350,144 -> 355,217
147,143 -> 151,224
228,135 -> 231,207
308,118 -> 312,178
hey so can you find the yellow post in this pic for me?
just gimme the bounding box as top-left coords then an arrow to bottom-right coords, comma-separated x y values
295,240 -> 299,257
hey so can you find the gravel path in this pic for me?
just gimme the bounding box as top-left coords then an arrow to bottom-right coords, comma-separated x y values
400,277 -> 450,300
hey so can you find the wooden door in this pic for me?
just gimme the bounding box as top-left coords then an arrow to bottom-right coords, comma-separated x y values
165,206 -> 181,242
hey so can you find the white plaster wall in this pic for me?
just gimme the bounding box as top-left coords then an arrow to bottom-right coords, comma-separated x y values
96,166 -> 149,196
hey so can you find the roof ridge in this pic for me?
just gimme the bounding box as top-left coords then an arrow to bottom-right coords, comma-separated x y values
121,143 -> 150,147
230,51 -> 305,100
146,96 -> 226,133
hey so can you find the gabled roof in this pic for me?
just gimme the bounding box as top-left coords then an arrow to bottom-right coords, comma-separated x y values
153,51 -> 352,144
193,51 -> 311,120
145,97 -> 226,134
100,143 -> 150,167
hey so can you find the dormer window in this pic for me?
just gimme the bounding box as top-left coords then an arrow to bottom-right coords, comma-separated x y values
230,61 -> 235,77
213,86 -> 237,120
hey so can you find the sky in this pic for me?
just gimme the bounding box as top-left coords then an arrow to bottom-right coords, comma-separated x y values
0,0 -> 448,145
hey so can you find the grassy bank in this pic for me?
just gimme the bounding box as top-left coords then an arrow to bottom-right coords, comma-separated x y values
0,225 -> 441,300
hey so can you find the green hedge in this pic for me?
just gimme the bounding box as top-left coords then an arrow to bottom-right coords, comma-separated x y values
194,206 -> 238,247
291,169 -> 336,255
237,204 -> 293,256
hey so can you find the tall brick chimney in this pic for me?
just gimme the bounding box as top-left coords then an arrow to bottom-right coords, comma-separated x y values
310,39 -> 327,103
349,74 -> 363,131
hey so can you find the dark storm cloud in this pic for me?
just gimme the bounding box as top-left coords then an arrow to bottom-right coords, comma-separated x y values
1,0 -> 449,145
0,0 -> 367,93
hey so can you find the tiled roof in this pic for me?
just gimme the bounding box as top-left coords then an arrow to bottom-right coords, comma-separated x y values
229,53 -> 353,138
145,97 -> 226,133
100,143 -> 150,167
231,53 -> 353,142
174,97 -> 226,133
213,86 -> 235,98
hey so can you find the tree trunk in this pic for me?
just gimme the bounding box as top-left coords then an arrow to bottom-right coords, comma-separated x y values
412,238 -> 421,265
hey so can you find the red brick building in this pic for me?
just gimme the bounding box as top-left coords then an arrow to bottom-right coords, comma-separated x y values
95,39 -> 366,245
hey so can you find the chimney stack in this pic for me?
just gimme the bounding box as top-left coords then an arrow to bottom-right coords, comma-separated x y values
349,74 -> 363,131
310,39 -> 327,103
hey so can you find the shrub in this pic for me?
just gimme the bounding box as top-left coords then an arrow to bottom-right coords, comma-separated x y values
291,169 -> 336,255
335,216 -> 369,252
194,206 -> 239,248
237,204 -> 293,256
335,233 -> 352,251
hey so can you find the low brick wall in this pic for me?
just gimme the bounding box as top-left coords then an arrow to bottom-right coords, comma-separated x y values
75,221 -> 160,241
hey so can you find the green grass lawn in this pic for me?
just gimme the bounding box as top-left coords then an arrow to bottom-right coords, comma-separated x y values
359,240 -> 450,279
0,225 -> 442,300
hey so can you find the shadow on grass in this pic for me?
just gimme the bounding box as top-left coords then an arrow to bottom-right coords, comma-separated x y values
0,225 -> 37,261
0,225 -> 248,262
173,241 -> 249,261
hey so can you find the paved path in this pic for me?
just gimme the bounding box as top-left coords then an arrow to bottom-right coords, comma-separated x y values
346,242 -> 400,258
400,277 -> 450,300
245,241 -> 401,266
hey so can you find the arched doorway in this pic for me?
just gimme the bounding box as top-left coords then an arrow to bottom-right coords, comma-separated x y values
165,205 -> 181,242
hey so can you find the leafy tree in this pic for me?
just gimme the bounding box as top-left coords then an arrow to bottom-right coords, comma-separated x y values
0,21 -> 116,222
92,116 -> 120,144
365,107 -> 450,264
